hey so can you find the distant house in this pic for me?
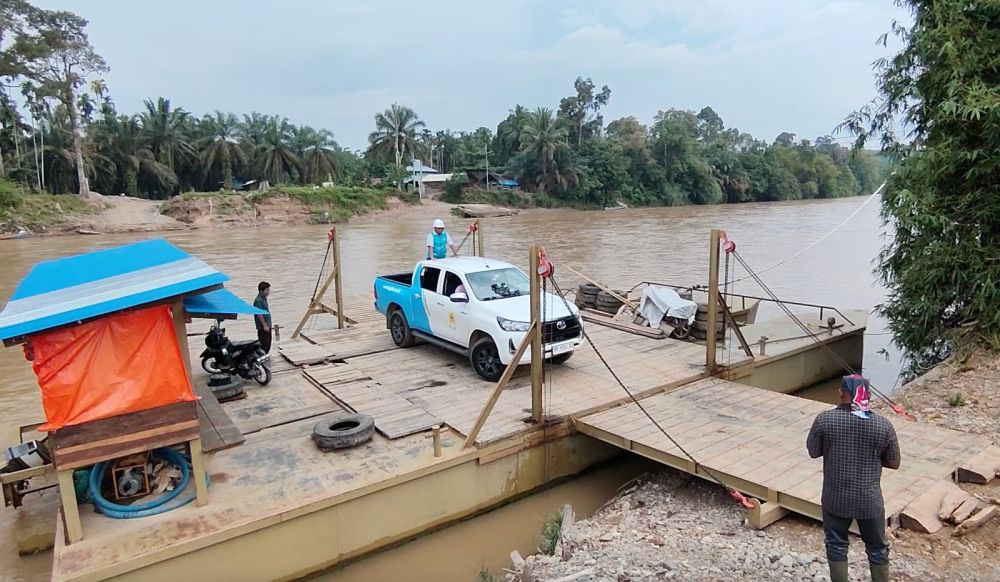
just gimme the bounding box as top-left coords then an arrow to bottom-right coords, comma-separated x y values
403,160 -> 444,199
405,172 -> 455,198
465,170 -> 519,190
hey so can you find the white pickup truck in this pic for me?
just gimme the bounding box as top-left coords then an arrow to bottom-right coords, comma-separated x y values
374,257 -> 583,381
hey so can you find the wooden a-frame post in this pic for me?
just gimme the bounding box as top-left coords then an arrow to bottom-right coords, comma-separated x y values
706,228 -> 723,372
462,245 -> 546,448
291,228 -> 349,339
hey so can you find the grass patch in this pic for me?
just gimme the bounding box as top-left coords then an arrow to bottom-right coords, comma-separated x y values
538,511 -> 563,555
946,392 -> 967,407
276,186 -> 392,223
0,180 -> 102,231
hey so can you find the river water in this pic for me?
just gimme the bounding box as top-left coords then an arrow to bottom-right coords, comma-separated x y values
0,196 -> 899,580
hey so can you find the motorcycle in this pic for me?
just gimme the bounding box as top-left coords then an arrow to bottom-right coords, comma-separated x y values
200,323 -> 272,385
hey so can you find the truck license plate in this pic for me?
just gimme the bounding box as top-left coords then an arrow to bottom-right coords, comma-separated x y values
550,342 -> 573,356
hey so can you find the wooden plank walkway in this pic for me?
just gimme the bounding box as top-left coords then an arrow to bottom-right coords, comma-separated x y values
304,363 -> 442,439
299,326 -> 397,360
346,325 -> 738,445
194,382 -> 245,452
278,339 -> 336,366
574,378 -> 997,523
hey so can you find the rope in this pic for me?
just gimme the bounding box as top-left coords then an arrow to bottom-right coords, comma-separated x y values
311,240 -> 332,302
730,250 -> 913,420
730,182 -> 885,285
548,274 -> 756,510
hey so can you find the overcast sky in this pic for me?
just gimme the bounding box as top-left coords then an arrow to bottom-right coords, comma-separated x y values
35,0 -> 908,151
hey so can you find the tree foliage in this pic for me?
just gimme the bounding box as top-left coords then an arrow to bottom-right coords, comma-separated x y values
840,0 -> 1000,367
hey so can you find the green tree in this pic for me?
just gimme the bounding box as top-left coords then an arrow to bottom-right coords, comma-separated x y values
300,128 -> 339,185
841,0 -> 1000,366
198,111 -> 246,190
518,107 -> 570,191
253,116 -> 300,185
2,3 -> 107,196
139,98 -> 197,183
367,103 -> 426,179
557,77 -> 611,147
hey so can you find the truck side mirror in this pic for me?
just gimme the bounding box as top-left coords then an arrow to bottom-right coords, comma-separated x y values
450,292 -> 469,303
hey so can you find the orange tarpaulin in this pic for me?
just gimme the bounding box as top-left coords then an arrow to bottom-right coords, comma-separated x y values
31,305 -> 196,431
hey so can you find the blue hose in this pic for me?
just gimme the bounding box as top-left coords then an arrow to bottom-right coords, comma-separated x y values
89,448 -> 200,519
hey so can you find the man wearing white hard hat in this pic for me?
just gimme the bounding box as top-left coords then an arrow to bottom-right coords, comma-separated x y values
426,218 -> 458,260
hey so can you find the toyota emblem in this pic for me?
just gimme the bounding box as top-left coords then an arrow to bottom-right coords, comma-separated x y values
556,320 -> 566,330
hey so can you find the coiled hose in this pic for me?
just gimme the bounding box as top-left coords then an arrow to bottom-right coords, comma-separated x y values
89,447 -> 201,519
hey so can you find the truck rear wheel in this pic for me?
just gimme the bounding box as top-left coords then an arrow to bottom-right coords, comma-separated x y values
389,310 -> 415,348
470,337 -> 504,382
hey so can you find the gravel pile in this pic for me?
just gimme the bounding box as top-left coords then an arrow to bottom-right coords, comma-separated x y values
510,472 -> 963,582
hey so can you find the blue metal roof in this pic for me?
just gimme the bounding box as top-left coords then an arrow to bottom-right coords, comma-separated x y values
0,239 -> 228,341
184,289 -> 265,318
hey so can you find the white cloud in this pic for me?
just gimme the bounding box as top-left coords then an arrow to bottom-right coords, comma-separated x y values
31,0 -> 908,149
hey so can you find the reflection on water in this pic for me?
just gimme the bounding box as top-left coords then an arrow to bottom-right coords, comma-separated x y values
0,196 -> 901,580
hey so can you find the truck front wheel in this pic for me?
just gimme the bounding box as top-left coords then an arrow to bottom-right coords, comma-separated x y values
389,310 -> 415,348
470,337 -> 504,382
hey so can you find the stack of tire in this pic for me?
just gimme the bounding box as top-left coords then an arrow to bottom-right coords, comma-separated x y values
594,290 -> 627,315
576,283 -> 599,309
207,374 -> 245,402
691,303 -> 725,341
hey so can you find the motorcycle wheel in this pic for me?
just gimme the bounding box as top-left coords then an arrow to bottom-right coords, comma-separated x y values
251,362 -> 272,385
201,355 -> 222,374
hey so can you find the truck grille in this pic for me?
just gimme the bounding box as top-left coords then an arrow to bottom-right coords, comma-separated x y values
542,316 -> 582,343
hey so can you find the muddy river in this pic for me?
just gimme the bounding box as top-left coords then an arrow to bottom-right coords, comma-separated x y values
0,196 -> 899,580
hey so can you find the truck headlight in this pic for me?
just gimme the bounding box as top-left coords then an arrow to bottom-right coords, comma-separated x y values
497,317 -> 531,332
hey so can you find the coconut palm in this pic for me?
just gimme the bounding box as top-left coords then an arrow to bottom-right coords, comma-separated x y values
198,111 -> 246,190
519,108 -> 570,190
252,116 -> 300,185
367,104 -> 426,173
139,97 -> 198,179
299,127 -> 339,185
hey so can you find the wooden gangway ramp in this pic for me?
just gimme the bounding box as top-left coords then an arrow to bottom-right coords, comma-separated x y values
574,377 -> 999,526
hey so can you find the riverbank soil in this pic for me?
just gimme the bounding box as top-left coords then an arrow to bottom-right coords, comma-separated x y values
514,353 -> 1000,582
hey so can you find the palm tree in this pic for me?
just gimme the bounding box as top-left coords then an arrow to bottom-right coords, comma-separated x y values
299,128 -> 339,185
368,104 -> 426,174
252,116 -> 300,185
198,111 -> 246,190
100,116 -> 178,197
139,98 -> 197,182
519,108 -> 570,190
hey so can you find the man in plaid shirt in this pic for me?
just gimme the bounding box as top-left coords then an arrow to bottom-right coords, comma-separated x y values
807,375 -> 901,582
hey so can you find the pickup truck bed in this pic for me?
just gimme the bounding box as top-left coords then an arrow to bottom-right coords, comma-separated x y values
379,273 -> 411,285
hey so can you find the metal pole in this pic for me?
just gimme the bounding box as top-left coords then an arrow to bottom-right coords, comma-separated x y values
706,229 -> 722,371
530,245 -> 543,423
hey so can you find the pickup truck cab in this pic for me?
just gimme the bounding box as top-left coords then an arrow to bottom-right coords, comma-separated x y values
374,257 -> 582,381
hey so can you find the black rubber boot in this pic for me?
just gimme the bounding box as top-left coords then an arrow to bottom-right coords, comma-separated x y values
870,562 -> 890,582
829,560 -> 849,582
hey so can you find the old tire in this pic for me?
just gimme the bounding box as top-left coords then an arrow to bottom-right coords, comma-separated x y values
209,375 -> 244,401
312,413 -> 375,451
470,337 -> 504,382
579,283 -> 599,297
389,309 -> 415,348
551,351 -> 574,365
201,355 -> 222,374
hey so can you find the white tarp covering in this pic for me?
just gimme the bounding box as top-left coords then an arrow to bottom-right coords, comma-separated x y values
639,286 -> 698,327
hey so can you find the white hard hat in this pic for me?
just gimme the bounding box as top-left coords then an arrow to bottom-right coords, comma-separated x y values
433,219 -> 445,229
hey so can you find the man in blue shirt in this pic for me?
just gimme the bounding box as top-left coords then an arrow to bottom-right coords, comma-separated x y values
426,218 -> 458,260
254,281 -> 273,353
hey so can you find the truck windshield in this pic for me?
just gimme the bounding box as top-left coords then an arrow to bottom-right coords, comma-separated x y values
466,268 -> 530,301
